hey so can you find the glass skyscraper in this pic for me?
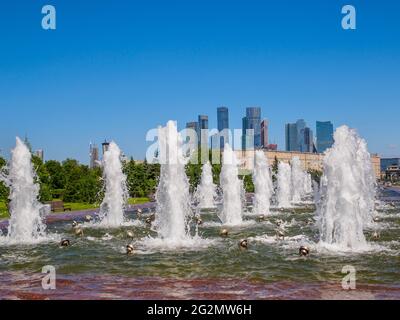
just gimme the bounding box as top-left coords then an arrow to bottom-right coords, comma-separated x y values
316,121 -> 334,153
198,115 -> 209,147
217,107 -> 229,148
285,119 -> 314,152
242,107 -> 261,150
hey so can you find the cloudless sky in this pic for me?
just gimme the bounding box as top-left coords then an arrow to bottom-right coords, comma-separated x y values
0,0 -> 399,163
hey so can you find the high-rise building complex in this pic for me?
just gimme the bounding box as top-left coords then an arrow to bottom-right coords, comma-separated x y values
198,115 -> 209,147
261,119 -> 269,148
217,107 -> 229,149
90,143 -> 100,169
316,121 -> 334,153
242,107 -> 261,150
102,140 -> 110,156
285,119 -> 315,153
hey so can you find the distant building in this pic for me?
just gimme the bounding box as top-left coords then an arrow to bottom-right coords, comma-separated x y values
242,107 -> 261,150
90,143 -> 100,169
217,107 -> 229,148
34,149 -> 44,161
266,144 -> 278,151
301,127 -> 314,153
186,121 -> 198,133
316,121 -> 334,153
285,123 -> 298,151
261,119 -> 269,148
285,119 -> 315,153
385,165 -> 400,182
381,158 -> 400,172
102,140 -> 110,156
198,115 -> 209,147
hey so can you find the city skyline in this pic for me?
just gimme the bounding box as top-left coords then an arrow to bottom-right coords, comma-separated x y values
1,0 -> 400,162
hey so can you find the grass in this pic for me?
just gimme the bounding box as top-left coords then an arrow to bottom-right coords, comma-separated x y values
0,202 -> 8,219
0,198 -> 150,220
128,197 -> 150,205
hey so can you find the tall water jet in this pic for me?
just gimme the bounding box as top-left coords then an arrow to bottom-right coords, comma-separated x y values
291,157 -> 304,203
195,161 -> 217,209
303,172 -> 313,196
0,137 -> 46,243
276,162 -> 292,208
253,150 -> 273,215
154,121 -> 193,243
318,126 -> 376,251
98,142 -> 128,227
219,144 -> 243,225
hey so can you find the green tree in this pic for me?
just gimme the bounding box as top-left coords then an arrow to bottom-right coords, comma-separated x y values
0,157 -> 9,202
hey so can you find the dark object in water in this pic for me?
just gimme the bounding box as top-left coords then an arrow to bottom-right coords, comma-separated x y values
126,244 -> 134,255
299,246 -> 310,256
60,239 -> 70,247
239,239 -> 248,249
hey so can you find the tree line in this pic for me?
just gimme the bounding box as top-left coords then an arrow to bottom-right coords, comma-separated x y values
0,154 -> 322,205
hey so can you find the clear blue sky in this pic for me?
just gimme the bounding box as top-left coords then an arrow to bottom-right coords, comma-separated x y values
0,0 -> 399,163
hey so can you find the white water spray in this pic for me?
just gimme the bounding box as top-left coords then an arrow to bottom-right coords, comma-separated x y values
318,126 -> 376,251
195,161 -> 217,209
153,121 -> 193,243
253,151 -> 273,216
276,162 -> 292,208
291,157 -> 304,203
219,144 -> 243,225
0,137 -> 46,243
98,142 -> 128,227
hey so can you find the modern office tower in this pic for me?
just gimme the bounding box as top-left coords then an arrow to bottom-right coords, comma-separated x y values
34,149 -> 44,162
261,119 -> 269,148
217,106 -> 229,148
90,143 -> 100,169
285,123 -> 298,151
102,140 -> 110,156
301,127 -> 314,153
286,119 -> 314,152
316,121 -> 334,153
186,121 -> 198,132
198,115 -> 209,147
242,107 -> 261,150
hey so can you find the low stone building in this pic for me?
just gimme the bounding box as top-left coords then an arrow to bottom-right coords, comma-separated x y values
234,150 -> 381,178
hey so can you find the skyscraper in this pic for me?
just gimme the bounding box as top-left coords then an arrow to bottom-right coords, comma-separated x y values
34,149 -> 44,162
198,115 -> 209,147
242,107 -> 261,150
261,119 -> 269,148
316,121 -> 334,153
285,123 -> 298,151
102,140 -> 110,156
217,107 -> 229,148
285,119 -> 314,152
90,143 -> 100,169
186,121 -> 198,132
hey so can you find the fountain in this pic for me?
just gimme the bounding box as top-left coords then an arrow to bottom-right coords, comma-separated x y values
303,172 -> 313,196
253,150 -> 273,216
276,162 -> 292,208
195,161 -> 217,209
152,121 -> 194,244
0,137 -> 47,243
318,126 -> 376,251
291,157 -> 304,203
98,142 -> 128,227
219,144 -> 243,225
